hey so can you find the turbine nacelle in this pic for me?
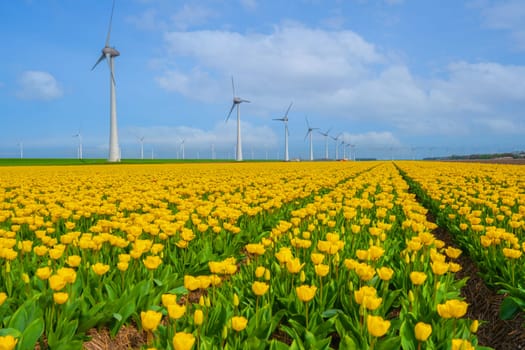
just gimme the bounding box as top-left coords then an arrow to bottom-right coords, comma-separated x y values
102,46 -> 120,57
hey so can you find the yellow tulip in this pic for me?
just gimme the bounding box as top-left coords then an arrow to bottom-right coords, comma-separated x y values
172,332 -> 195,350
314,263 -> 329,277
470,319 -> 479,333
296,285 -> 317,302
141,310 -> 162,332
36,266 -> 52,280
184,275 -> 201,291
376,267 -> 394,281
143,255 -> 163,270
231,316 -> 248,331
48,274 -> 66,291
0,292 -> 7,306
168,304 -> 186,320
451,339 -> 475,350
194,309 -> 204,326
65,255 -> 81,267
162,293 -> 178,307
53,292 -> 69,305
0,335 -> 18,350
310,253 -> 325,265
57,267 -> 77,284
414,322 -> 432,342
252,281 -> 269,296
367,315 -> 390,337
92,263 -> 110,276
410,271 -> 427,286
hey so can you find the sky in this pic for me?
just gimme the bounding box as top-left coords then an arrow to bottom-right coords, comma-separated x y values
1,0 -> 525,160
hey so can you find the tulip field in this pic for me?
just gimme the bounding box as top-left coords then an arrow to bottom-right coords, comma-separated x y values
0,161 -> 523,349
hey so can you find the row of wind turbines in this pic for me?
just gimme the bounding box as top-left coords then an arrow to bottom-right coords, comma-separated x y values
227,77 -> 356,162
92,1 -> 355,162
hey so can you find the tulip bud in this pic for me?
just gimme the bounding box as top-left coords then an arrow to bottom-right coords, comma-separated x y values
194,309 -> 204,326
300,270 -> 306,283
233,293 -> 239,307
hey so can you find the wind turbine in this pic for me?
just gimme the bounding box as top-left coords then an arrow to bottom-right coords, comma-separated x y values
18,142 -> 23,159
226,77 -> 250,161
179,138 -> 185,160
273,102 -> 293,161
73,131 -> 83,160
137,136 -> 144,160
331,133 -> 342,160
92,0 -> 120,162
318,128 -> 331,160
341,138 -> 347,160
304,117 -> 319,161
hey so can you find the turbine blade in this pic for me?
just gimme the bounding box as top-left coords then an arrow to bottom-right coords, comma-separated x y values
91,53 -> 106,70
304,130 -> 310,141
226,103 -> 236,121
305,116 -> 310,129
241,99 -> 250,103
106,0 -> 116,47
231,76 -> 236,98
285,102 -> 293,117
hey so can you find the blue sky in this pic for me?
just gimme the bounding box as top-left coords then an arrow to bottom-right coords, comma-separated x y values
1,0 -> 524,159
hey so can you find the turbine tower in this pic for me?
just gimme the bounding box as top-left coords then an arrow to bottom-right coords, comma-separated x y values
179,138 -> 185,160
138,136 -> 144,160
304,117 -> 319,161
92,0 -> 120,162
273,102 -> 293,161
73,131 -> 83,160
331,133 -> 342,160
318,128 -> 331,160
226,77 -> 250,161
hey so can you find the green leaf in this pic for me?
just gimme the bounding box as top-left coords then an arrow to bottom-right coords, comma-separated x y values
376,336 -> 401,350
269,339 -> 291,350
500,296 -> 522,320
18,318 -> 44,350
113,313 -> 123,322
339,335 -> 358,350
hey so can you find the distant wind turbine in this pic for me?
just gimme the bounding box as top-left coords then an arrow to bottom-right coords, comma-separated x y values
318,128 -> 332,160
341,138 -> 346,160
179,138 -> 185,160
273,102 -> 293,161
137,136 -> 144,160
18,142 -> 23,159
304,117 -> 319,161
331,133 -> 342,160
73,131 -> 83,160
226,77 -> 250,161
92,0 -> 120,162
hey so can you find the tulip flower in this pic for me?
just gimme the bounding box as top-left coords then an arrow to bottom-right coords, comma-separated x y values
414,322 -> 432,342
231,316 -> 248,331
367,315 -> 390,337
172,332 -> 195,350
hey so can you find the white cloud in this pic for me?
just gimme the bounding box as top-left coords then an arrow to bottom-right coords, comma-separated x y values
240,0 -> 257,11
124,121 -> 278,150
153,24 -> 525,141
477,0 -> 525,49
16,71 -> 63,101
127,9 -> 165,31
344,131 -> 401,147
170,4 -> 216,30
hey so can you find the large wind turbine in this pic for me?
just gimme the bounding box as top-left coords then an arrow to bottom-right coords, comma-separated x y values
273,102 -> 293,161
92,0 -> 120,162
73,131 -> 83,160
318,128 -> 331,160
226,77 -> 250,161
304,117 -> 319,161
331,133 -> 342,160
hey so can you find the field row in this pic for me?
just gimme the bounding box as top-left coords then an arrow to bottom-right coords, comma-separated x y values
0,162 -> 495,349
397,161 -> 525,321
